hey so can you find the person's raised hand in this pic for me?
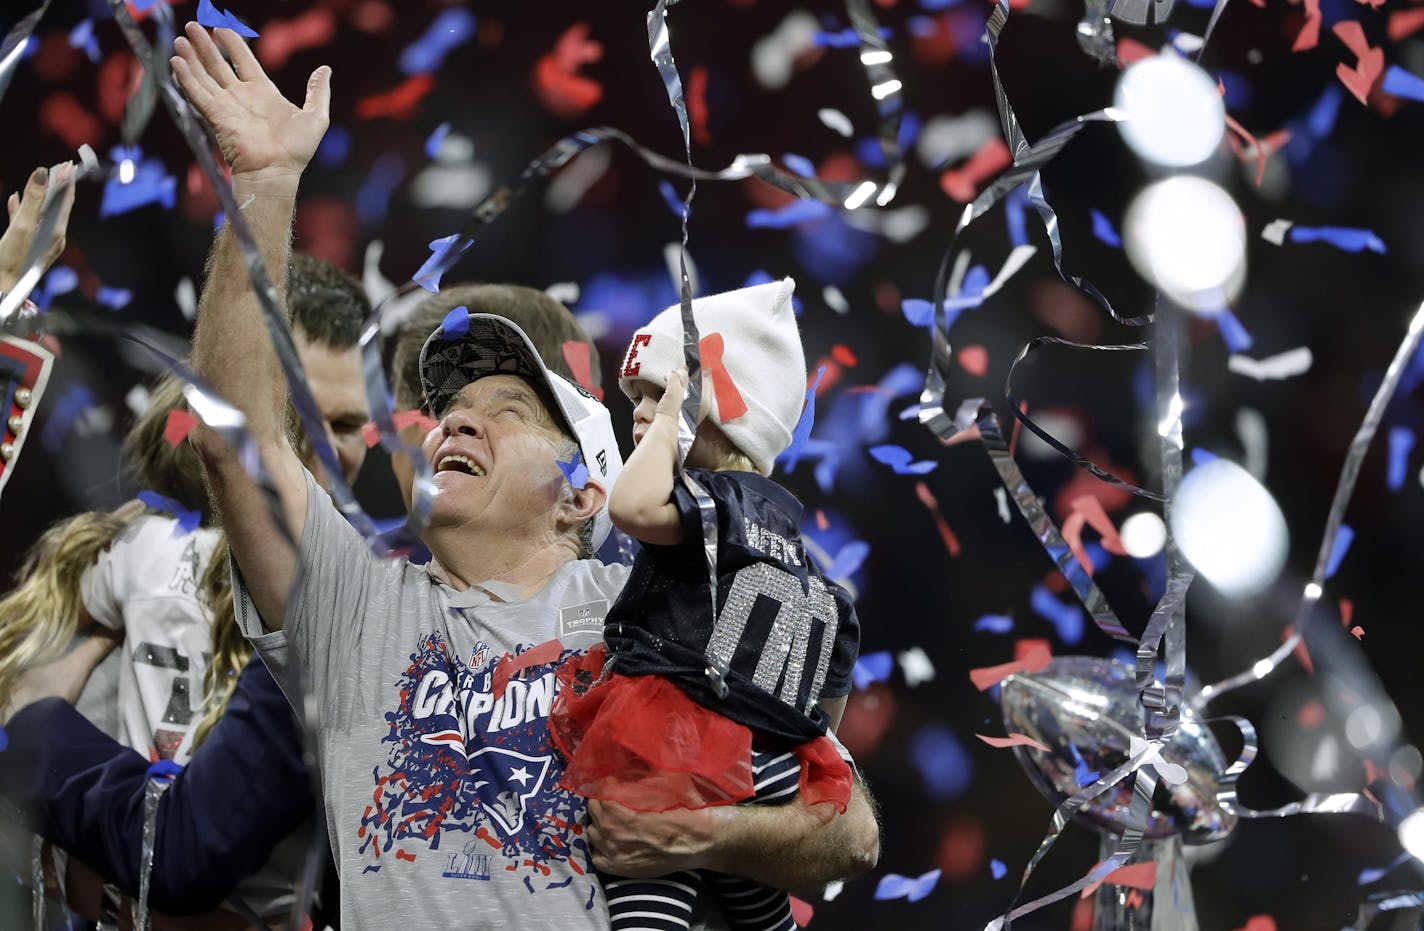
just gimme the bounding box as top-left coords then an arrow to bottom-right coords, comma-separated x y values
170,24 -> 330,189
0,162 -> 77,293
0,626 -> 122,725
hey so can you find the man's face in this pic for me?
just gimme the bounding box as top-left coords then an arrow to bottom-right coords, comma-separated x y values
418,374 -> 569,538
293,325 -> 369,489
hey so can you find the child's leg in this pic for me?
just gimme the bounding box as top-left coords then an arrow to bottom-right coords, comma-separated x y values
702,749 -> 803,931
604,871 -> 703,931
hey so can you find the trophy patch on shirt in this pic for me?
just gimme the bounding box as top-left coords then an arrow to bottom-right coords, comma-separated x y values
558,599 -> 608,638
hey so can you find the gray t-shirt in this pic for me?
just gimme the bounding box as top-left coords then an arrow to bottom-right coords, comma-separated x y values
238,472 -> 731,930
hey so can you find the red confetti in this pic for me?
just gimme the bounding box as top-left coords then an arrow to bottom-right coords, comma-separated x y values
355,74 -> 436,120
1294,0 -> 1322,51
1103,861 -> 1157,890
936,816 -> 986,882
40,94 -> 104,150
915,480 -> 962,557
1115,37 -> 1157,65
1224,115 -> 1280,188
350,0 -> 395,33
1339,598 -> 1353,626
532,23 -> 604,120
939,137 -> 1012,202
361,409 -> 439,449
1350,625 -> 1365,640
957,345 -> 988,377
1061,494 -> 1128,577
688,65 -> 712,146
976,732 -> 1051,753
257,9 -> 338,71
1297,700 -> 1325,729
1389,7 -> 1424,41
789,896 -> 814,927
815,509 -> 829,531
835,682 -> 897,757
1232,917 -> 1276,931
492,638 -> 564,695
1334,21 -> 1384,104
96,52 -> 143,125
831,344 -> 857,367
1124,889 -> 1145,910
968,640 -> 1051,691
163,409 -> 199,448
561,340 -> 603,400
1284,625 -> 1314,676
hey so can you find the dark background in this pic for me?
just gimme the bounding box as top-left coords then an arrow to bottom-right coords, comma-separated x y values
4,0 -> 1424,928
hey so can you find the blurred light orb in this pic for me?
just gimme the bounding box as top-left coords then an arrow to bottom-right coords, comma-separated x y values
1120,511 -> 1167,558
1169,458 -> 1287,597
1125,177 -> 1246,314
1114,55 -> 1225,168
1400,809 -> 1424,862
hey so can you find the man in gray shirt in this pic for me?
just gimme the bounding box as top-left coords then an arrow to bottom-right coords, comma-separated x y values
175,23 -> 879,930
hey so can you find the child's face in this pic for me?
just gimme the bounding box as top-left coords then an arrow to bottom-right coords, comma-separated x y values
625,378 -> 663,448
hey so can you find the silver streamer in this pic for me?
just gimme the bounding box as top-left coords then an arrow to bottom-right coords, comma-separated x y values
0,0 -> 52,104
1195,299 -> 1424,709
135,776 -> 173,931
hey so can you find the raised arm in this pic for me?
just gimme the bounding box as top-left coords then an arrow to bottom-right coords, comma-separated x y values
175,25 -> 331,630
608,369 -> 690,546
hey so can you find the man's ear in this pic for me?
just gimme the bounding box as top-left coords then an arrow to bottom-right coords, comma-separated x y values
559,477 -> 606,528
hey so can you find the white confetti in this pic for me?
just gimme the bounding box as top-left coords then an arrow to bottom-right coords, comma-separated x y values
125,383 -> 152,418
817,108 -> 855,138
751,11 -> 820,90
1227,346 -> 1313,381
174,277 -> 197,321
1261,218 -> 1294,245
898,646 -> 936,687
822,285 -> 850,314
1235,406 -> 1269,480
545,282 -> 580,305
663,243 -> 700,298
915,110 -> 1001,168
823,879 -> 844,902
994,486 -> 1011,523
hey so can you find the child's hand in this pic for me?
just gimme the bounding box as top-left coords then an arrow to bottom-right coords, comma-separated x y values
655,367 -> 689,423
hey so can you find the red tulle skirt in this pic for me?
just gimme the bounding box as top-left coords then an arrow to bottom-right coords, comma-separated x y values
550,647 -> 851,813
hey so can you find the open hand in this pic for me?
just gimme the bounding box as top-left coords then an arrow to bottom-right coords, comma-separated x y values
0,162 -> 77,293
171,24 -> 330,187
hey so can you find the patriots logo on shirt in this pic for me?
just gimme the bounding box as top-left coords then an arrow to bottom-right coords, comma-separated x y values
359,632 -> 594,893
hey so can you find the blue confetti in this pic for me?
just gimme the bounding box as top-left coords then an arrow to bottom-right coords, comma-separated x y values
781,153 -> 817,177
1289,225 -> 1386,254
195,0 -> 259,38
439,305 -> 470,339
0,725 -> 6,751
656,179 -> 686,218
746,199 -> 833,229
858,363 -> 922,445
918,0 -> 965,9
1387,427 -> 1414,492
973,614 -> 1015,634
40,385 -> 95,453
1090,209 -> 1121,247
1030,584 -> 1084,645
399,8 -> 477,76
1359,852 -> 1411,885
414,234 -> 472,293
68,19 -> 100,62
1004,184 -> 1030,248
790,212 -> 879,286
1214,308 -> 1254,353
1214,70 -> 1254,108
826,540 -> 870,579
1189,447 -> 1219,467
813,26 -> 891,48
851,651 -> 894,690
315,125 -> 352,168
1324,524 -> 1354,579
137,490 -> 202,535
99,156 -> 177,218
1382,65 -> 1424,103
32,265 -> 78,309
990,859 -> 1007,880
95,286 -> 133,310
558,449 -> 589,490
910,724 -> 974,800
867,444 -> 937,475
356,151 -> 406,230
778,366 -> 826,472
855,112 -> 922,169
145,759 -> 183,783
874,869 -> 942,903
1069,743 -> 1100,787
1305,84 -> 1345,144
425,122 -> 452,159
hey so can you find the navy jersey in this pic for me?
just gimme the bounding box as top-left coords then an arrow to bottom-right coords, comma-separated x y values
604,469 -> 859,745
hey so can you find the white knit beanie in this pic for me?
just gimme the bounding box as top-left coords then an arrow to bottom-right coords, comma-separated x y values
618,277 -> 805,475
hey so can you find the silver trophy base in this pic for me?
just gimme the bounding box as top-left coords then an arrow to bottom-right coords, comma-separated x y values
1093,834 -> 1198,931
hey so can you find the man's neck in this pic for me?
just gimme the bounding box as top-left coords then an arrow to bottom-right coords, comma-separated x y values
426,534 -> 576,598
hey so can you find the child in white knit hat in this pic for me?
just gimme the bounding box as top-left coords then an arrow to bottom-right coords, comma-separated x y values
550,277 -> 860,931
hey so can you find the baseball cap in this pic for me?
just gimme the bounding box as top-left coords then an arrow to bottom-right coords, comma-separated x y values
418,312 -> 623,549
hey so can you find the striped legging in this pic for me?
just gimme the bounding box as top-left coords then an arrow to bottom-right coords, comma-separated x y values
602,749 -> 802,931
